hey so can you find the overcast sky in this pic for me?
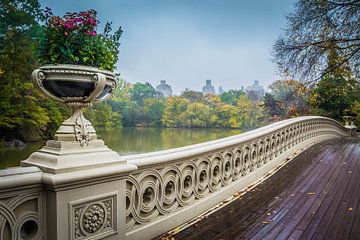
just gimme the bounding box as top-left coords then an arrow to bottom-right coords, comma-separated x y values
39,0 -> 295,94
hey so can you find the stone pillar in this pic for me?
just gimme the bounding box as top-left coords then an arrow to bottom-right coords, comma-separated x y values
343,116 -> 357,138
22,136 -> 137,240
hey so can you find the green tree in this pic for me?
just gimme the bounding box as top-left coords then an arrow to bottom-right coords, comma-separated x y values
85,102 -> 121,128
220,90 -> 245,105
179,102 -> 210,127
130,82 -> 158,106
162,96 -> 189,127
215,104 -> 240,128
144,98 -> 165,127
237,95 -> 263,129
0,0 -> 68,142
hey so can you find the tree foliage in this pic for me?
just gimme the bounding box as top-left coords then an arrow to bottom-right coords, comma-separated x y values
263,80 -> 310,120
273,0 -> 360,81
0,0 -> 68,142
309,47 -> 360,120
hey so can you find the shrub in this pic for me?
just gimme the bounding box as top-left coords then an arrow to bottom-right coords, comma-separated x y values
37,8 -> 122,71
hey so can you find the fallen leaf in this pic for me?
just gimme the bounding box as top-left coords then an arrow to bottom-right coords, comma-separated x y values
308,192 -> 316,195
267,212 -> 271,216
348,208 -> 353,211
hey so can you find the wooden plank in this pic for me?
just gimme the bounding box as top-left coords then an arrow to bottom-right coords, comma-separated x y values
246,142 -> 349,240
163,140 -> 360,240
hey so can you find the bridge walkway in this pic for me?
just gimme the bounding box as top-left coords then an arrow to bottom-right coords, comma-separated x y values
160,138 -> 360,240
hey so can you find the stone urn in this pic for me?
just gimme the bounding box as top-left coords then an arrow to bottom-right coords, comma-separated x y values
31,64 -> 116,145
22,64 -> 124,173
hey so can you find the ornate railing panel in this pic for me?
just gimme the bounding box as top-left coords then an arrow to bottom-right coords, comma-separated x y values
0,167 -> 45,240
124,116 -> 350,238
0,116 -> 353,240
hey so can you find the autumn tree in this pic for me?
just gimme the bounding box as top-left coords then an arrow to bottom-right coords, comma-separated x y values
273,0 -> 360,81
179,102 -> 210,127
180,89 -> 204,103
264,80 -> 310,120
162,96 -> 189,127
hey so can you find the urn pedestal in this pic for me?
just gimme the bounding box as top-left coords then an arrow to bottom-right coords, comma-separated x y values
22,65 -> 126,174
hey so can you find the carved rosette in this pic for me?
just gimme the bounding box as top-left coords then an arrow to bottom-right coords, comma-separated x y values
71,196 -> 115,240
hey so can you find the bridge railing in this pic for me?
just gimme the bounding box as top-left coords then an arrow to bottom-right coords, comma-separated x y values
0,116 -> 353,240
122,116 -> 350,239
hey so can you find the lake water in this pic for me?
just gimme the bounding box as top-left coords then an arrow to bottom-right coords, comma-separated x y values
0,127 -> 241,169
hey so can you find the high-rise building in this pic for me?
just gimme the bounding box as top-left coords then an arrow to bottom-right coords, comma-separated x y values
246,80 -> 265,101
218,86 -> 224,95
202,79 -> 215,94
156,80 -> 172,97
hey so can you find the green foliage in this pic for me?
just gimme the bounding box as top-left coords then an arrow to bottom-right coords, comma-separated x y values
84,102 -> 121,128
310,46 -> 360,121
130,82 -> 158,106
144,98 -> 165,127
310,76 -> 359,121
0,0 -> 69,142
179,103 -> 210,127
37,9 -> 122,71
162,96 -> 189,127
220,89 -> 245,105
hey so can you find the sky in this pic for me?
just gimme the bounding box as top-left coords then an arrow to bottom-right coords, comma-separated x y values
39,0 -> 295,94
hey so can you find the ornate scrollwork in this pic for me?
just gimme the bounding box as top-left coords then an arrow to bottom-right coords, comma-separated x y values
74,113 -> 92,146
125,119 -> 350,232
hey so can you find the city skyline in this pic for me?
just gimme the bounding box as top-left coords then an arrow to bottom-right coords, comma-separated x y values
40,0 -> 296,94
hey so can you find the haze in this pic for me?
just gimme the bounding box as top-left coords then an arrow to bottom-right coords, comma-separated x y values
39,0 -> 295,94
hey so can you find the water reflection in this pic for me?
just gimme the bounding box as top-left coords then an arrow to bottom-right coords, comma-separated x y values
99,127 -> 241,155
0,127 -> 241,169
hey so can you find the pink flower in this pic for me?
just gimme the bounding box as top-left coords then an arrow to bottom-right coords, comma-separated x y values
64,22 -> 73,28
87,19 -> 96,26
74,17 -> 83,23
85,30 -> 97,36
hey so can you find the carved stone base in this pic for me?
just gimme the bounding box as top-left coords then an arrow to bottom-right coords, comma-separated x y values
22,139 -> 125,174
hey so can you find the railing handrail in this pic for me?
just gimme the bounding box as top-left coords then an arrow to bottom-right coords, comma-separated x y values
122,116 -> 348,168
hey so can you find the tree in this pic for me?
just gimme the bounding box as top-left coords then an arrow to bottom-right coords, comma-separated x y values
220,90 -> 245,105
237,95 -> 263,129
273,0 -> 360,81
265,80 -> 310,120
180,90 -> 204,103
215,104 -> 240,128
179,102 -> 210,127
162,96 -> 189,127
144,98 -> 165,127
309,44 -> 360,121
130,82 -> 157,106
0,0 -> 68,141
85,102 -> 121,128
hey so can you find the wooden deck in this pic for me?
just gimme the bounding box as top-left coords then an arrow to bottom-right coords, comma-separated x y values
161,138 -> 360,240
